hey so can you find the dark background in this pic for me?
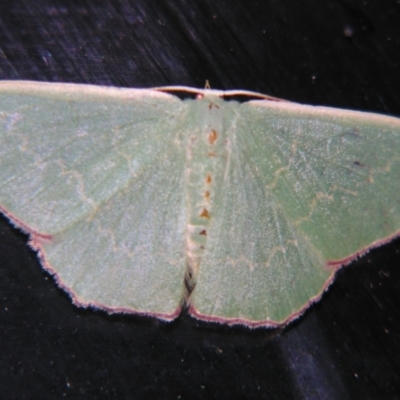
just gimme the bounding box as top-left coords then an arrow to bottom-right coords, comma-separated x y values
1,0 -> 400,398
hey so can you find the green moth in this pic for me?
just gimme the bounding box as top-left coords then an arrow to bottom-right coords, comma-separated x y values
0,81 -> 399,328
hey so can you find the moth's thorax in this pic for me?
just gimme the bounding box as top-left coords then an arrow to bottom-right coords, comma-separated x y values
184,96 -> 233,282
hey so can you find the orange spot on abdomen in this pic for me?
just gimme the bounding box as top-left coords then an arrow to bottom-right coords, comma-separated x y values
208,129 -> 218,145
200,208 -> 210,219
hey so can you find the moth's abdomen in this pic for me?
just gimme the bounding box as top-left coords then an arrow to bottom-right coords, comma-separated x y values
184,97 -> 229,295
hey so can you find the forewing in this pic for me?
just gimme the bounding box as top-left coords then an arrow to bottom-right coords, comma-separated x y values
0,82 -> 188,318
243,101 -> 400,261
191,99 -> 400,326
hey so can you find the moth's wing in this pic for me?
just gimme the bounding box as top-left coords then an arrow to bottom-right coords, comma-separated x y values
0,81 -> 188,319
191,100 -> 400,326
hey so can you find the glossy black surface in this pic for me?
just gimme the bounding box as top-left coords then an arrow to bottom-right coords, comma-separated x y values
0,1 -> 400,398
